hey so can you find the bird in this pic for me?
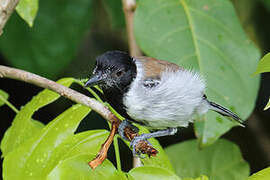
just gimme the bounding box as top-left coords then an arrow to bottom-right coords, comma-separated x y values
85,50 -> 243,156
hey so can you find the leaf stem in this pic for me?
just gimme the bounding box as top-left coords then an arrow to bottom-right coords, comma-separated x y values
114,136 -> 122,171
0,95 -> 19,113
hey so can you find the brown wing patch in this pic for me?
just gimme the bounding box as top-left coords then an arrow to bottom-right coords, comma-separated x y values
135,56 -> 181,79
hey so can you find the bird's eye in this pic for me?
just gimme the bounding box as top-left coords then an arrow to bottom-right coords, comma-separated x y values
116,70 -> 124,77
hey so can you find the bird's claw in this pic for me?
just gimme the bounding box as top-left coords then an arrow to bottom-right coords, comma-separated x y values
130,134 -> 152,157
118,119 -> 139,141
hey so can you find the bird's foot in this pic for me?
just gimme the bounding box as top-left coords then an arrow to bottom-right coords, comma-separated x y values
118,119 -> 139,141
130,134 -> 152,157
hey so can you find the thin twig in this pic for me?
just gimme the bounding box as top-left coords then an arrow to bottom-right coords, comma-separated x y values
122,0 -> 142,57
0,0 -> 20,35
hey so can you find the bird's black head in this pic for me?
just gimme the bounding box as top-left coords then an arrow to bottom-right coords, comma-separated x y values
85,51 -> 137,91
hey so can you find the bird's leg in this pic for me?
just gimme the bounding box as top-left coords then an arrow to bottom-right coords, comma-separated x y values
118,119 -> 139,141
130,128 -> 178,156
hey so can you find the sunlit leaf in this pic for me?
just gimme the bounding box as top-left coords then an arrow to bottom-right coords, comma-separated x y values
128,166 -> 181,180
183,175 -> 209,180
254,53 -> 270,74
134,0 -> 260,147
0,78 -> 74,157
3,104 -> 91,180
16,0 -> 39,27
47,154 -> 118,180
165,139 -> 249,180
247,167 -> 270,180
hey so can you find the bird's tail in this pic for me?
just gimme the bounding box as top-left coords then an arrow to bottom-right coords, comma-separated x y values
207,100 -> 244,127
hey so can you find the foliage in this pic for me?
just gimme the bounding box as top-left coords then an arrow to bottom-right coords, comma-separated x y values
255,53 -> 270,110
165,139 -> 249,180
134,0 -> 260,148
0,0 -> 93,79
16,0 -> 39,27
1,78 -> 186,179
247,167 -> 270,180
0,0 -> 267,179
0,90 -> 9,107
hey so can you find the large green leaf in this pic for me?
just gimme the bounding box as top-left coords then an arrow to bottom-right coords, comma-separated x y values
0,78 -> 74,157
134,0 -> 260,147
16,0 -> 39,27
47,154 -> 120,180
183,176 -> 208,180
165,139 -> 249,180
55,130 -> 109,161
248,167 -> 270,180
128,166 -> 181,180
0,0 -> 93,79
0,89 -> 9,107
3,104 -> 91,180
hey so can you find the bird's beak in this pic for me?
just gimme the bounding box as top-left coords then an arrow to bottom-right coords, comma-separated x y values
84,73 -> 105,87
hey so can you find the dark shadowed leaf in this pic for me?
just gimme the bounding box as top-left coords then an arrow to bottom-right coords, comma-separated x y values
0,0 -> 93,79
254,53 -> 270,110
0,89 -> 9,107
102,0 -> 125,29
165,139 -> 249,180
134,0 -> 260,147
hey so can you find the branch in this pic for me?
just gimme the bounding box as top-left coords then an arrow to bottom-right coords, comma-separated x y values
0,65 -> 157,169
122,0 -> 142,57
0,0 -> 20,35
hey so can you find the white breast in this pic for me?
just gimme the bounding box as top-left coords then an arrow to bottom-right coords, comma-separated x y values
123,60 -> 207,129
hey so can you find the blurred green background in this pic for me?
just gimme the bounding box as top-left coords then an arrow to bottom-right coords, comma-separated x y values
1,0 -> 270,174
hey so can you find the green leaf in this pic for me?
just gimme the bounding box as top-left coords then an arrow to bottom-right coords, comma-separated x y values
254,53 -> 270,110
134,0 -> 260,147
165,139 -> 249,180
56,130 -> 109,160
140,127 -> 174,171
102,0 -> 125,29
0,89 -> 9,106
122,126 -> 174,171
264,98 -> 270,110
254,53 -> 270,74
128,166 -> 181,180
16,0 -> 39,27
248,167 -> 270,180
3,104 -> 91,180
260,0 -> 270,11
183,176 -> 209,180
47,154 -> 118,180
0,78 -> 74,157
0,0 -> 93,79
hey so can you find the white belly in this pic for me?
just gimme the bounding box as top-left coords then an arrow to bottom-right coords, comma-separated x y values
123,66 -> 206,129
